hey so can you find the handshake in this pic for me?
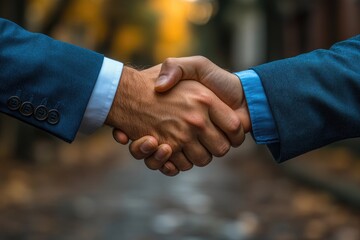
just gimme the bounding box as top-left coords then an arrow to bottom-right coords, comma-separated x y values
2,18 -> 356,169
105,56 -> 251,177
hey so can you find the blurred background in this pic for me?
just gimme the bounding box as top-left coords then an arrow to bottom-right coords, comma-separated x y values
0,0 -> 360,239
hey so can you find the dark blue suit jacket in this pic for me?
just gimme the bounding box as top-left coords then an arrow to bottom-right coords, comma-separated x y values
253,35 -> 360,162
0,18 -> 104,142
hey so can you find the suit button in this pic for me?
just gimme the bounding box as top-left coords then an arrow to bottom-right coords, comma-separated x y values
47,109 -> 60,125
7,96 -> 21,111
20,102 -> 34,116
34,105 -> 48,121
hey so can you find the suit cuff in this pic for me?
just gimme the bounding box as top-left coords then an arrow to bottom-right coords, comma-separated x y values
79,57 -> 123,134
234,70 -> 279,144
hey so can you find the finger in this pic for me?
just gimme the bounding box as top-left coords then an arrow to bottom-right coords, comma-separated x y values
155,61 -> 183,92
160,161 -> 180,177
129,136 -> 159,160
183,142 -> 212,167
167,152 -> 193,171
154,56 -> 209,93
208,97 -> 245,147
155,57 -> 242,109
198,123 -> 231,157
112,129 -> 130,144
144,144 -> 173,170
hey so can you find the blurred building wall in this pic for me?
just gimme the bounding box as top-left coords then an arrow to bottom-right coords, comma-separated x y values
264,0 -> 360,61
223,0 -> 360,70
231,1 -> 266,70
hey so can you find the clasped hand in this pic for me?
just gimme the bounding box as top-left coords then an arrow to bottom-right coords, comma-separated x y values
106,56 -> 251,176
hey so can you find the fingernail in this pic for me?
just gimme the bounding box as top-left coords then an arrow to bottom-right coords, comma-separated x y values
154,149 -> 167,161
161,163 -> 172,174
155,75 -> 168,88
140,140 -> 154,154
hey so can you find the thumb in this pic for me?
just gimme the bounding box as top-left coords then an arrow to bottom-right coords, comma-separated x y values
154,56 -> 214,93
154,58 -> 184,92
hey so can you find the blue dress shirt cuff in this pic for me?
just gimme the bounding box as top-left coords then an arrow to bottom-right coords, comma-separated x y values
79,57 -> 123,134
234,70 -> 279,144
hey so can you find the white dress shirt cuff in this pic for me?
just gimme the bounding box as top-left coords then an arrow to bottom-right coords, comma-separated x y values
79,57 -> 123,134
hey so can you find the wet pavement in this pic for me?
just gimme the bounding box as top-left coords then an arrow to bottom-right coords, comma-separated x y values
0,130 -> 360,240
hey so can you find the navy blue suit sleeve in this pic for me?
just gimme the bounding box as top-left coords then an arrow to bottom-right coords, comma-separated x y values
252,35 -> 360,162
0,18 -> 104,142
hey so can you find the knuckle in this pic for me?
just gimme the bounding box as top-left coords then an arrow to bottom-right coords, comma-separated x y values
185,113 -> 207,130
196,92 -> 212,106
163,57 -> 176,68
129,142 -> 146,160
144,159 -> 161,170
130,151 -> 143,160
226,117 -> 246,147
180,162 -> 194,171
179,132 -> 192,145
194,118 -> 207,130
194,155 -> 212,167
160,166 -> 179,177
226,115 -> 242,134
232,131 -> 246,147
214,142 -> 231,157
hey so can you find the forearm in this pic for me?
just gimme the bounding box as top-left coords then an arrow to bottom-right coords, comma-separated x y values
253,35 -> 360,161
0,18 -> 103,142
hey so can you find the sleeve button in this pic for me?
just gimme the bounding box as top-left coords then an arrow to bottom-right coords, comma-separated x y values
7,96 -> 22,111
34,105 -> 48,121
20,102 -> 34,116
47,109 -> 60,125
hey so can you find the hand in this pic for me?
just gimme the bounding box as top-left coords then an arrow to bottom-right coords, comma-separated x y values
113,56 -> 251,175
107,64 -> 245,175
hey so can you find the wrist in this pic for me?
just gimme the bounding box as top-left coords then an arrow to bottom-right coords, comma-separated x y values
105,66 -> 140,129
240,99 -> 251,133
230,73 -> 251,133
